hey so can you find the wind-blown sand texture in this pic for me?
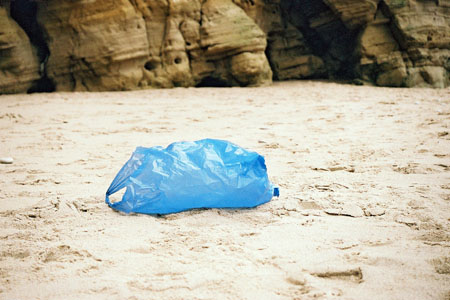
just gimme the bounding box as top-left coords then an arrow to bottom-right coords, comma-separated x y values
0,81 -> 449,300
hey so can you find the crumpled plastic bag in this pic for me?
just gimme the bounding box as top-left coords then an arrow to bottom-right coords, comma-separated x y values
105,139 -> 279,214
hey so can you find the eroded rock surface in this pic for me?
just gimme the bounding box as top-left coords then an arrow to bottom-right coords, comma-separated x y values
0,0 -> 448,93
359,0 -> 450,88
0,6 -> 40,93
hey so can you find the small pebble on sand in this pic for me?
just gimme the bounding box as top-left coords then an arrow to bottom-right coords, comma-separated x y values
0,157 -> 14,164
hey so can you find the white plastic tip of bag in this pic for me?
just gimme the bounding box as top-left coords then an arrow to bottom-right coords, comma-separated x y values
0,157 -> 14,164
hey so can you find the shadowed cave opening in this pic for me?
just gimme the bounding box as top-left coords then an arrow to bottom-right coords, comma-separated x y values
196,76 -> 231,87
10,0 -> 55,93
279,0 -> 360,80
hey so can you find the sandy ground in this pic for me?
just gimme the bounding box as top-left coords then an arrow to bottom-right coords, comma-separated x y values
0,81 -> 449,300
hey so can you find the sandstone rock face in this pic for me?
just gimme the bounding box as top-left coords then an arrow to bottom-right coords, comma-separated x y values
278,0 -> 449,87
37,0 -> 149,91
0,0 -> 448,93
31,0 -> 272,91
199,0 -> 272,86
358,0 -> 450,88
0,6 -> 40,94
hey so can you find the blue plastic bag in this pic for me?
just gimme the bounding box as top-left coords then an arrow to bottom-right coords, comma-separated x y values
106,139 -> 279,214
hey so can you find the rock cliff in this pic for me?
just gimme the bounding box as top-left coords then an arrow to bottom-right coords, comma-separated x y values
0,0 -> 448,93
358,0 -> 450,87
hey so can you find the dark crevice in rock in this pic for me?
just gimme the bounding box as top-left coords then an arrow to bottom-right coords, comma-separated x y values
144,61 -> 157,71
10,0 -> 47,62
199,0 -> 204,27
279,0 -> 361,80
264,43 -> 277,80
10,0 -> 55,93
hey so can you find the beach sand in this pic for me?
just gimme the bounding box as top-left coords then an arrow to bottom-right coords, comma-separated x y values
0,81 -> 449,299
